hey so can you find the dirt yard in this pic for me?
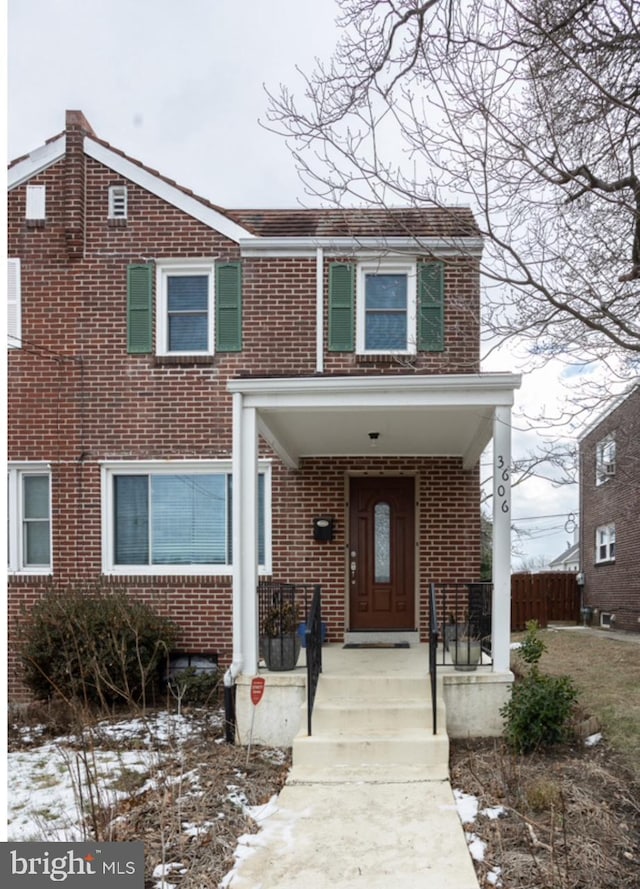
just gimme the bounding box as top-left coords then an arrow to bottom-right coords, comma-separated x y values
9,627 -> 640,888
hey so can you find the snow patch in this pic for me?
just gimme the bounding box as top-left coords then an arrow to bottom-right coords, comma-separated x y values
454,788 -> 479,824
585,732 -> 603,747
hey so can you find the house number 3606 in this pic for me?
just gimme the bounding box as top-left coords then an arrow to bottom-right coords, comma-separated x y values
496,455 -> 510,513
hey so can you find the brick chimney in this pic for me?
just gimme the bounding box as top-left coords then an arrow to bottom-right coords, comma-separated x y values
64,110 -> 95,261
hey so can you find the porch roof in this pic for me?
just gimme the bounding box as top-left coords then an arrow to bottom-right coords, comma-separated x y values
228,373 -> 521,470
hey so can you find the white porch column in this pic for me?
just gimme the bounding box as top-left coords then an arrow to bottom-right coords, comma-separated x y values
492,405 -> 512,672
232,393 -> 259,676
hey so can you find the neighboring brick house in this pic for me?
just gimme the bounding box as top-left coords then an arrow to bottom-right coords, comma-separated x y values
579,383 -> 640,631
8,111 -> 520,726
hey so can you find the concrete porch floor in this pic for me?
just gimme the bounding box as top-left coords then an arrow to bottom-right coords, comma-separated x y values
227,644 -> 482,888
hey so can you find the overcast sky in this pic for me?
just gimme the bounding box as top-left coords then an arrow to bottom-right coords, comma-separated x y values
7,0 -> 580,566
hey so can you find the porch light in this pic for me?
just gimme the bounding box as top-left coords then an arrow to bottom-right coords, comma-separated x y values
368,431 -> 380,448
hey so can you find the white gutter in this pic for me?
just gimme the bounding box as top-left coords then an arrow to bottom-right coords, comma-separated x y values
316,247 -> 324,373
239,236 -> 484,258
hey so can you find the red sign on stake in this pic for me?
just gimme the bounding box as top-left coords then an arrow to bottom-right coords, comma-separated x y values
251,677 -> 266,706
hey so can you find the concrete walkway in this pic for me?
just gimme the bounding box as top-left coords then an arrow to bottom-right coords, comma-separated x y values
226,646 -> 479,889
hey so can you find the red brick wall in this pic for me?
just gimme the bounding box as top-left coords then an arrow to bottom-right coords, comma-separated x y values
580,386 -> 640,632
7,134 -> 482,699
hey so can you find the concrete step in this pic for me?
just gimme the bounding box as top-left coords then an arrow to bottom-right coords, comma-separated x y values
304,699 -> 445,734
292,729 -> 450,769
314,674 -> 431,703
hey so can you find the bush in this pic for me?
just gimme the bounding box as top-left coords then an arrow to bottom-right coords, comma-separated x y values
501,667 -> 578,754
167,667 -> 221,707
20,584 -> 178,710
518,619 -> 547,666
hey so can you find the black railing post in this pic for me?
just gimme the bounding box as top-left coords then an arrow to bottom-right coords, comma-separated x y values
429,582 -> 438,735
305,584 -> 323,736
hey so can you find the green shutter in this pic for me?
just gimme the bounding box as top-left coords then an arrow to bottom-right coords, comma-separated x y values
127,264 -> 153,354
328,262 -> 355,352
216,261 -> 242,352
418,261 -> 444,352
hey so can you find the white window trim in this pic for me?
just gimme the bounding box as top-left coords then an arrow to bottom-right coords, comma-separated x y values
8,463 -> 52,575
8,258 -> 22,349
156,260 -> 215,357
108,185 -> 128,219
595,435 -> 616,485
101,459 -> 272,576
595,523 -> 615,564
356,259 -> 417,355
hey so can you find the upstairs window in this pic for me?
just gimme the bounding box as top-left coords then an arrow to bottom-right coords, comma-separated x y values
357,262 -> 416,354
8,465 -> 52,573
26,185 -> 46,221
595,524 -> 615,563
596,435 -> 616,484
156,261 -> 214,356
328,260 -> 444,354
108,185 -> 128,219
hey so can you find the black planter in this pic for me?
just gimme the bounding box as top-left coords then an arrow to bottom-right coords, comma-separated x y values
261,635 -> 301,671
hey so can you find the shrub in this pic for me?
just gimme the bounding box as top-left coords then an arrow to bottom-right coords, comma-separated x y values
20,584 -> 178,710
167,666 -> 221,707
518,619 -> 547,666
501,667 -> 578,754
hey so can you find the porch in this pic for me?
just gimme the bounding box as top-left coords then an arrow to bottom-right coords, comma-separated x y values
235,590 -> 513,749
227,372 -> 521,694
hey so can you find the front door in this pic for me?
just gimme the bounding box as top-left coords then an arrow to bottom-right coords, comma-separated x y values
349,476 -> 415,630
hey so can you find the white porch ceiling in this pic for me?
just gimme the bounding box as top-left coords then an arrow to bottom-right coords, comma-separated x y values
228,373 -> 521,470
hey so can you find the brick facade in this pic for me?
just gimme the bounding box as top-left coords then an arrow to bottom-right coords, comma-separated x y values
580,385 -> 640,632
8,113 -> 484,699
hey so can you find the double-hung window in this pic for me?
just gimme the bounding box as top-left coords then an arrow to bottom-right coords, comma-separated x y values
8,465 -> 52,573
156,261 -> 214,356
103,461 -> 270,575
595,435 -> 616,484
595,524 -> 615,563
357,262 -> 417,354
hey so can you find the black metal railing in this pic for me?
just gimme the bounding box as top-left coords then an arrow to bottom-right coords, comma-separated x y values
305,584 -> 323,736
434,582 -> 493,667
428,582 -> 438,735
257,580 -> 323,734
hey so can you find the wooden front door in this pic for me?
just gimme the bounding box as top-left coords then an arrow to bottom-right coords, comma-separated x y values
349,476 -> 416,630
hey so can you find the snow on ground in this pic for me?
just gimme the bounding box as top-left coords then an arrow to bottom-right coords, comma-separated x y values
7,712 -> 213,842
9,713 -> 505,888
454,788 -> 506,887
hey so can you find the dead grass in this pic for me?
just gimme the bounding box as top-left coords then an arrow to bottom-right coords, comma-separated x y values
451,738 -> 640,889
517,627 -> 640,776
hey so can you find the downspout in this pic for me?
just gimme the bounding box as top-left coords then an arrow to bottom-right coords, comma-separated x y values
223,660 -> 242,744
316,247 -> 324,374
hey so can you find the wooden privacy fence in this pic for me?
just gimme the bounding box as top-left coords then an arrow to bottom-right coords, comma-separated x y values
511,572 -> 580,631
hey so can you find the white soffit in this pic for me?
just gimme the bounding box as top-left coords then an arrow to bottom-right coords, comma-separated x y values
8,136 -> 66,189
230,374 -> 521,469
84,138 -> 255,243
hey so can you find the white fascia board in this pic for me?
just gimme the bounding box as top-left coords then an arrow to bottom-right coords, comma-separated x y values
8,136 -> 66,189
239,236 -> 484,259
229,373 -> 522,409
84,138 -> 255,244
